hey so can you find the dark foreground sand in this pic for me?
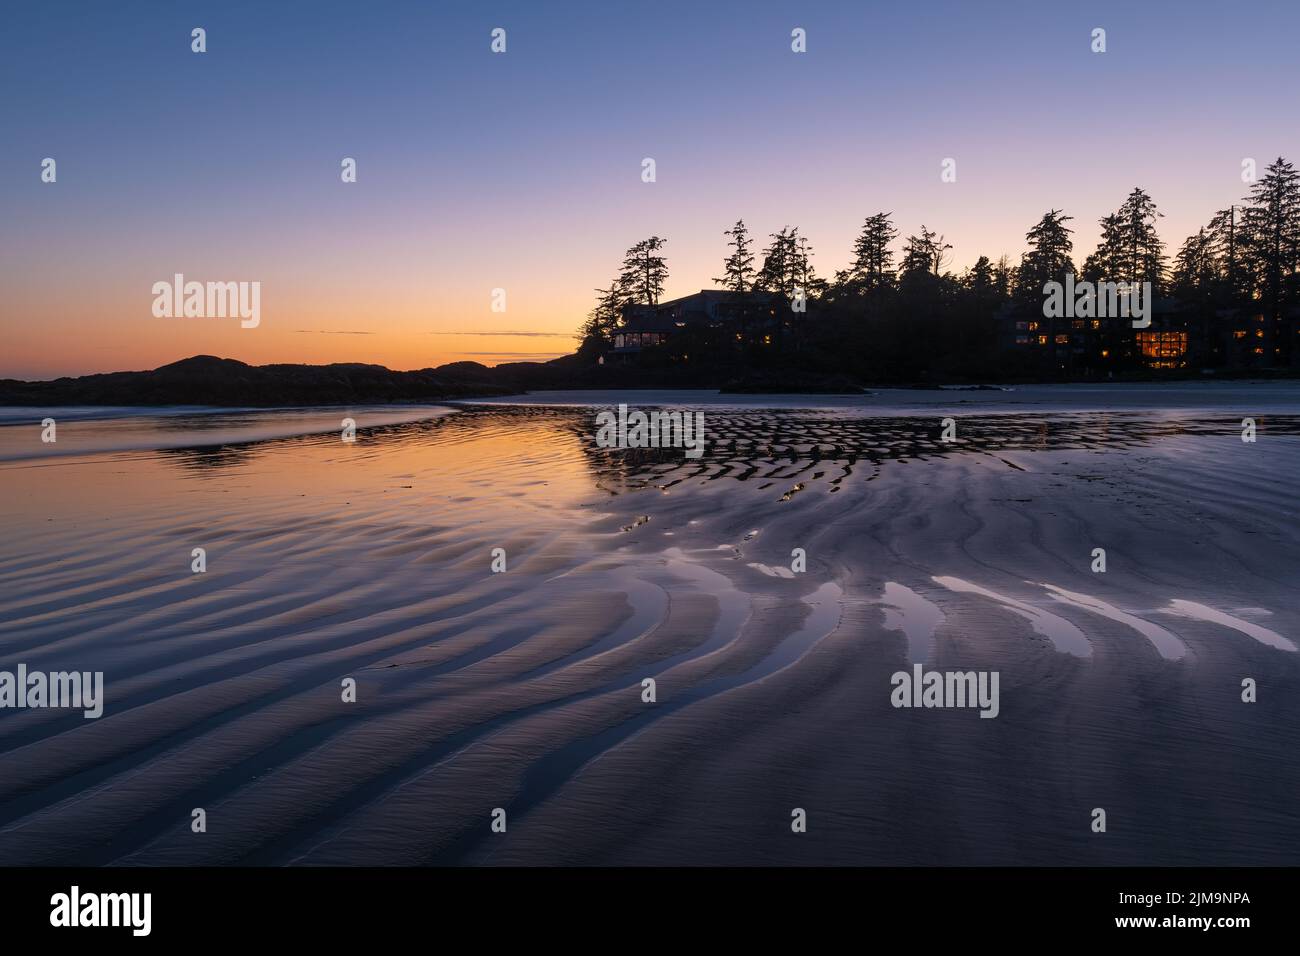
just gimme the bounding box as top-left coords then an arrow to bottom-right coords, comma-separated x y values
0,389 -> 1297,865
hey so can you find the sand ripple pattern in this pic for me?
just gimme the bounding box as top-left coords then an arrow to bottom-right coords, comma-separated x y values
1,403 -> 1298,865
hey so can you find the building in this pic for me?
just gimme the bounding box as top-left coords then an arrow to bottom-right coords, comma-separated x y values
999,294 -> 1195,373
609,290 -> 783,360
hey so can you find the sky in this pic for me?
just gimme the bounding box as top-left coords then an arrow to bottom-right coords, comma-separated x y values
3,0 -> 1299,379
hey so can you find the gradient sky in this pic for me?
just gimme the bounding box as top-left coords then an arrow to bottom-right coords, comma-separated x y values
3,0 -> 1299,379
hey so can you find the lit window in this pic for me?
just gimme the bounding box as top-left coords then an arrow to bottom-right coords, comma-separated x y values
1136,331 -> 1187,361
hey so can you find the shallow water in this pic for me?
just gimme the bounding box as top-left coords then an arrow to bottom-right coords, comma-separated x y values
1,393 -> 1298,866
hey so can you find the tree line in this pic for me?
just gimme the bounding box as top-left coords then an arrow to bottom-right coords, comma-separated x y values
580,156 -> 1300,377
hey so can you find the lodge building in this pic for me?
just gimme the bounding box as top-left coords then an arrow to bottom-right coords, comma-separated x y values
998,300 -> 1300,373
609,290 -> 782,360
605,289 -> 1300,374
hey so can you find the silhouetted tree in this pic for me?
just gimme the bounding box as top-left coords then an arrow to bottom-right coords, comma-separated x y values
1207,206 -> 1241,296
792,231 -> 827,298
1017,210 -> 1075,371
1082,213 -> 1123,282
1116,188 -> 1166,291
1171,229 -> 1217,295
993,254 -> 1016,298
900,226 -> 949,279
755,227 -> 800,299
620,236 -> 669,305
965,256 -> 996,295
579,279 -> 626,343
843,212 -> 898,292
714,219 -> 755,293
1018,210 -> 1075,294
1241,157 -> 1300,362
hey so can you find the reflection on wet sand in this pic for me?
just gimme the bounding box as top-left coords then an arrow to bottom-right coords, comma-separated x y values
1,401 -> 1299,866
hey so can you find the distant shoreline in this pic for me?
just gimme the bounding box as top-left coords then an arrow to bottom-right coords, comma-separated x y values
6,354 -> 1300,409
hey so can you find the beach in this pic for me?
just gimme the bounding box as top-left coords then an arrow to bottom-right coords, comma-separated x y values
1,384 -> 1298,865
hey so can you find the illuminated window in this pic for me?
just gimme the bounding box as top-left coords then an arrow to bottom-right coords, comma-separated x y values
1015,335 -> 1029,344
1027,321 -> 1040,331
1055,334 -> 1070,344
1037,335 -> 1048,345
1136,331 -> 1187,361
1233,330 -> 1247,339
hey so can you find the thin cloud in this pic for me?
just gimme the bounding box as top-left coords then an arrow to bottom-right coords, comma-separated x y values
460,351 -> 567,358
294,329 -> 376,335
428,331 -> 579,338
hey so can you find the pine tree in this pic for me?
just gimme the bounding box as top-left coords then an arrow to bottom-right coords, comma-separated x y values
965,256 -> 996,295
1082,213 -> 1123,282
1240,157 -> 1300,361
1018,210 -> 1075,294
791,230 -> 827,298
1017,210 -> 1075,371
845,213 -> 898,291
755,227 -> 799,298
900,226 -> 949,278
619,237 -> 669,306
993,254 -> 1015,298
1171,228 -> 1217,298
582,280 -> 625,336
1080,191 -> 1164,294
714,219 -> 755,293
577,279 -> 628,353
1116,187 -> 1166,291
1207,206 -> 1240,295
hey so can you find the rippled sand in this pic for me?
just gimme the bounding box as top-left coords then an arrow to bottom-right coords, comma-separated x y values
1,396 -> 1298,865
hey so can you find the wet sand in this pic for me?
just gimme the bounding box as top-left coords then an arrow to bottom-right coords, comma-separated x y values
1,390 -> 1298,865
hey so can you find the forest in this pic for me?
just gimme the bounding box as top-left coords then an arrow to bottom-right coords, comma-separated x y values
578,157 -> 1300,381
